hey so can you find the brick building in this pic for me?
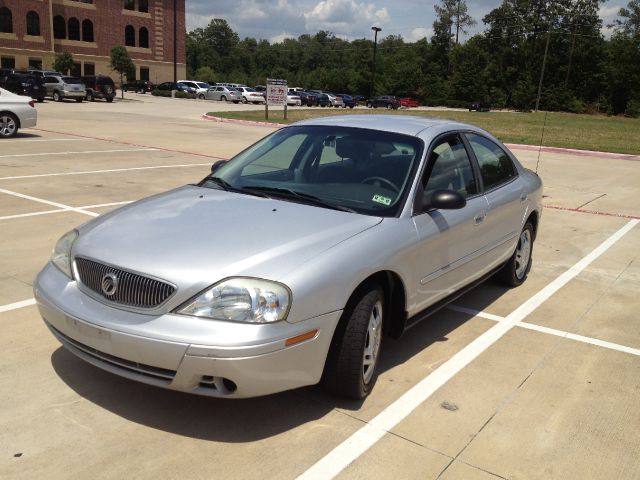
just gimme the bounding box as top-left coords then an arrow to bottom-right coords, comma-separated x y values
0,0 -> 185,83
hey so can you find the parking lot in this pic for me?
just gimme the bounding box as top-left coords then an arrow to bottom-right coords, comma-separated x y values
1,94 -> 639,480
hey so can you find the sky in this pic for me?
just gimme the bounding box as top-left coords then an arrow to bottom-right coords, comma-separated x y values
185,0 -> 625,43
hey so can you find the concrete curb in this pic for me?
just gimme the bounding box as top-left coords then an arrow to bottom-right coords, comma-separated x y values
201,114 -> 639,160
202,114 -> 283,128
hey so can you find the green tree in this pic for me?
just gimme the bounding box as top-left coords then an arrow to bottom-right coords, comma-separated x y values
109,46 -> 135,99
194,66 -> 216,83
53,52 -> 74,75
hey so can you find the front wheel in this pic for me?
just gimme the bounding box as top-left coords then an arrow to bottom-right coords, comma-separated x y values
322,285 -> 384,399
221,95 -> 227,102
198,94 -> 205,100
0,113 -> 19,138
242,97 -> 248,104
497,222 -> 534,287
75,98 -> 83,103
53,91 -> 62,102
86,91 -> 94,102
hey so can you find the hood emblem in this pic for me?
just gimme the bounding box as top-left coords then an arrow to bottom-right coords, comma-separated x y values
101,273 -> 119,296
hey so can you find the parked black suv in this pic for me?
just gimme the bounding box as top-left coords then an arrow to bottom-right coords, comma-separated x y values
0,72 -> 45,102
122,80 -> 154,93
81,75 -> 115,102
366,95 -> 400,109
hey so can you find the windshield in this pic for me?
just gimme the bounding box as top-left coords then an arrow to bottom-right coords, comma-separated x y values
200,126 -> 423,217
195,82 -> 209,88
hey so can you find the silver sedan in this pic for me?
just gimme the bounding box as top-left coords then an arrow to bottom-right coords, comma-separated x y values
35,115 -> 543,399
201,86 -> 242,103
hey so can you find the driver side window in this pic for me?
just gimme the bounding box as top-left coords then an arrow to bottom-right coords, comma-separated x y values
423,135 -> 477,198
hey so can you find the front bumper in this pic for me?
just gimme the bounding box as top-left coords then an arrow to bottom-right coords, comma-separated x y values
34,263 -> 340,398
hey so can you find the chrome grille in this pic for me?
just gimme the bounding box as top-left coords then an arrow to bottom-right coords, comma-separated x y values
75,257 -> 175,309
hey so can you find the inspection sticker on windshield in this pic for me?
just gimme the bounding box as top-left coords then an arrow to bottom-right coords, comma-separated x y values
372,194 -> 392,206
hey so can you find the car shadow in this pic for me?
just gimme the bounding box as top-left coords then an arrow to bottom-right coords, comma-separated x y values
50,279 -> 510,440
13,132 -> 44,139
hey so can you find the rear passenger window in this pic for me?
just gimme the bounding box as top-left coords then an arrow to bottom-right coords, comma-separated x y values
423,135 -> 477,198
466,133 -> 516,190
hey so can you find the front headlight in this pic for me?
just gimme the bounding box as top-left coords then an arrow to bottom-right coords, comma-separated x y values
51,230 -> 78,278
177,278 -> 291,323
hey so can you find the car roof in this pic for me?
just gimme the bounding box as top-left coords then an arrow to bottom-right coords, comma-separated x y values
291,115 -> 475,137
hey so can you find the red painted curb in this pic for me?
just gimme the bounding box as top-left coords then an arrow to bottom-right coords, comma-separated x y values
544,204 -> 640,220
505,143 -> 639,161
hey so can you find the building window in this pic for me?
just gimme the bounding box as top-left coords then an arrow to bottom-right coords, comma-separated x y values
29,58 -> 42,69
82,19 -> 94,42
0,7 -> 13,34
139,27 -> 149,48
71,62 -> 81,77
84,63 -> 95,76
139,0 -> 149,13
53,15 -> 66,39
125,25 -> 135,46
68,18 -> 80,41
140,67 -> 149,81
26,11 -> 40,36
1,56 -> 15,69
124,0 -> 135,11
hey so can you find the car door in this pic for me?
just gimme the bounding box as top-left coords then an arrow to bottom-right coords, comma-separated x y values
43,77 -> 57,97
409,133 -> 491,312
464,132 -> 524,268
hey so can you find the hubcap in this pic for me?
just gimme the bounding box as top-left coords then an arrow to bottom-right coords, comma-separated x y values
363,300 -> 383,384
515,229 -> 532,279
0,116 -> 16,137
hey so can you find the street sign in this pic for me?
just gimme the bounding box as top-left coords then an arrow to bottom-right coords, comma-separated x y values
266,78 -> 287,106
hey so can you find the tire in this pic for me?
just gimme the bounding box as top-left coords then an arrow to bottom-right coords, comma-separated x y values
198,94 -> 205,100
386,103 -> 392,109
221,95 -> 227,102
75,98 -> 83,103
496,222 -> 534,287
0,112 -> 19,138
242,97 -> 248,104
53,91 -> 62,102
322,285 -> 384,399
86,91 -> 94,102
366,102 -> 372,108
106,97 -> 114,103
104,85 -> 114,96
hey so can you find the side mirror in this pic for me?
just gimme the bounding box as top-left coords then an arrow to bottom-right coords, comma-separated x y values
423,189 -> 466,210
210,160 -> 228,173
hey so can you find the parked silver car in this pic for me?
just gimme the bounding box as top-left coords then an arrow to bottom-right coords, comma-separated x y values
202,86 -> 242,103
42,75 -> 86,102
35,115 -> 542,399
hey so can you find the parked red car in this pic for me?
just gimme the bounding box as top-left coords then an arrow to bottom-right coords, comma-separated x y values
400,97 -> 420,108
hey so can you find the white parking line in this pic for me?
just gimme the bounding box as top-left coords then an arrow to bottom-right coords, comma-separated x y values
0,201 -> 133,221
0,298 -> 36,313
446,305 -> 640,357
297,219 -> 639,480
0,148 -> 157,159
0,188 -> 99,217
0,163 -> 209,181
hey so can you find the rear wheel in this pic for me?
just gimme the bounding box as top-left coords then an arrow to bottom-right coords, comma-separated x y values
242,97 -> 248,104
322,285 -> 384,399
497,222 -> 534,287
0,113 -> 18,138
386,103 -> 392,109
53,91 -> 62,102
86,91 -> 94,102
198,93 -> 205,100
221,95 -> 227,102
75,98 -> 83,103
106,97 -> 114,103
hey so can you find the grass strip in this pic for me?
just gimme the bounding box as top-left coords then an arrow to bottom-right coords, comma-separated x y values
207,109 -> 640,155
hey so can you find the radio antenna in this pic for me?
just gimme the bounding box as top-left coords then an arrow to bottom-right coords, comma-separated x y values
535,111 -> 548,174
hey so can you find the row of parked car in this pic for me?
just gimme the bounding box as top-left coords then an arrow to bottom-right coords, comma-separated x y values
0,68 -> 116,103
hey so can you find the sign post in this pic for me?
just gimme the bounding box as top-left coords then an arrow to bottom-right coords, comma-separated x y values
266,78 -> 287,121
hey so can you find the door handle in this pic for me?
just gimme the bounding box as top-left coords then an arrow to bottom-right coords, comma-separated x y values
520,193 -> 528,202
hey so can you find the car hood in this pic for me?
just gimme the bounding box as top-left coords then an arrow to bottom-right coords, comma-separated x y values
74,185 -> 382,301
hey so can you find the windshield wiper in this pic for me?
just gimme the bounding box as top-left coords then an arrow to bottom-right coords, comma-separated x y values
201,176 -> 269,198
243,186 -> 356,213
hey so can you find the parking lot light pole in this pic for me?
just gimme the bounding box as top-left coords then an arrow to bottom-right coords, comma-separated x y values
370,26 -> 382,99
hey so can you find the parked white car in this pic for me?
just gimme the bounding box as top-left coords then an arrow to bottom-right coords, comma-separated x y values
287,93 -> 302,106
202,86 -> 242,103
234,87 -> 265,104
0,87 -> 37,138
